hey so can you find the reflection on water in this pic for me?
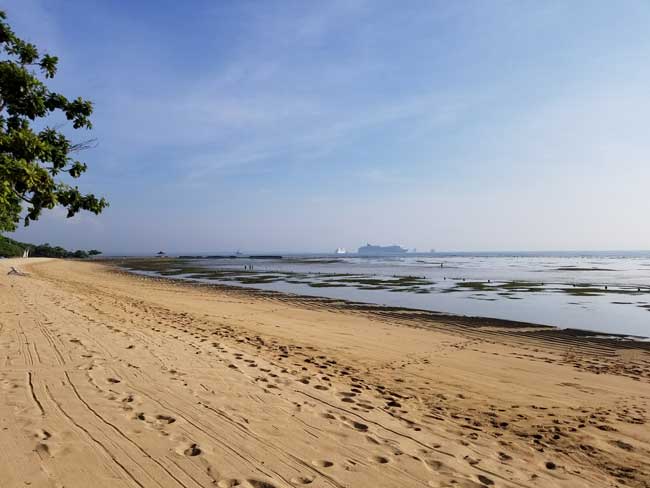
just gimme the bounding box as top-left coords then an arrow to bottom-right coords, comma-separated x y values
126,252 -> 650,337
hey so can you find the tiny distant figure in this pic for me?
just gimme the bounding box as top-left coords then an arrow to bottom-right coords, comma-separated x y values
488,280 -> 491,283
604,285 -> 608,290
440,263 -> 443,268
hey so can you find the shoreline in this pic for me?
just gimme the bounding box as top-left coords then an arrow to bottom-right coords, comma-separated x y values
2,257 -> 649,487
108,260 -> 650,346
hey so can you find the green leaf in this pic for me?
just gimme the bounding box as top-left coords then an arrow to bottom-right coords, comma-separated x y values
0,10 -> 107,232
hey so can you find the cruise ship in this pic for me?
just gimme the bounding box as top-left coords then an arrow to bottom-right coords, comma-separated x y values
358,244 -> 408,255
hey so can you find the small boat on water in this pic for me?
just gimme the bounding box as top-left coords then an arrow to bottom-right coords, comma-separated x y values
335,248 -> 347,254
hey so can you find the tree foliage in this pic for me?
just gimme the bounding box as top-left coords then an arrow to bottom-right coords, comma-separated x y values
0,10 -> 107,232
0,234 -> 100,258
0,232 -> 22,255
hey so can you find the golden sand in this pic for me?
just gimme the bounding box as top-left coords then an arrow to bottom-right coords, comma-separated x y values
1,258 -> 648,487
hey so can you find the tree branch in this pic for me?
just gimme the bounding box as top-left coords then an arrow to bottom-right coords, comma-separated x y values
70,138 -> 98,153
12,187 -> 33,204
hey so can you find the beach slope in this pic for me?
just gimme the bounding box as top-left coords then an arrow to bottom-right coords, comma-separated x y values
1,258 -> 649,487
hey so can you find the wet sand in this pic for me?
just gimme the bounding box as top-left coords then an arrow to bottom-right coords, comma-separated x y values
1,258 -> 649,487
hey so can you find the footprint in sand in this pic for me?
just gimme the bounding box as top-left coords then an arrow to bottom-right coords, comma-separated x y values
34,429 -> 51,440
422,458 -> 446,473
246,480 -> 277,488
155,414 -> 176,424
464,455 -> 480,466
183,443 -> 201,456
370,455 -> 391,464
34,442 -> 51,457
217,480 -> 241,488
357,402 -> 374,411
477,474 -> 494,485
345,420 -> 368,432
290,475 -> 315,484
498,452 -> 512,461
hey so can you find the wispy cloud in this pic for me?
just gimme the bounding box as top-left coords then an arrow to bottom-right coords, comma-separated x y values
7,0 -> 650,252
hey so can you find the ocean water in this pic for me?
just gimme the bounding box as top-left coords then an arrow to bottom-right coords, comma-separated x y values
128,252 -> 650,338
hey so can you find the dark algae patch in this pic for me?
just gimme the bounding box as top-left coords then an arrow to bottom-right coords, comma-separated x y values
443,278 -> 650,299
445,280 -> 545,294
308,282 -> 348,288
555,267 -> 617,271
113,258 -> 434,294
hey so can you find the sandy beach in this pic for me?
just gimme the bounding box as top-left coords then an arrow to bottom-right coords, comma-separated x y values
1,258 -> 649,488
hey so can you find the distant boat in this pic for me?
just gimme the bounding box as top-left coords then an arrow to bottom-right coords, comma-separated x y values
22,248 -> 29,258
358,244 -> 408,255
335,248 -> 347,254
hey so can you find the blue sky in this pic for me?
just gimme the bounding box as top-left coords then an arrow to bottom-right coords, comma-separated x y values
5,0 -> 650,253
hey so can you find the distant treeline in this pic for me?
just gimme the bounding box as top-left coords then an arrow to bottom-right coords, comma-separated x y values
0,235 -> 101,259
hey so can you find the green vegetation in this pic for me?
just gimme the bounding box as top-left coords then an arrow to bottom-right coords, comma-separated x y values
447,281 -> 491,292
0,11 -> 107,232
308,282 -> 348,288
555,267 -> 616,271
501,281 -> 545,291
443,278 -> 649,298
0,233 -> 23,256
117,260 -> 650,305
0,234 -> 100,258
116,259 -> 436,293
328,275 -> 434,287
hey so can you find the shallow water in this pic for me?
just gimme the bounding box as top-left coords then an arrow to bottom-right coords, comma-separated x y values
126,252 -> 650,337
